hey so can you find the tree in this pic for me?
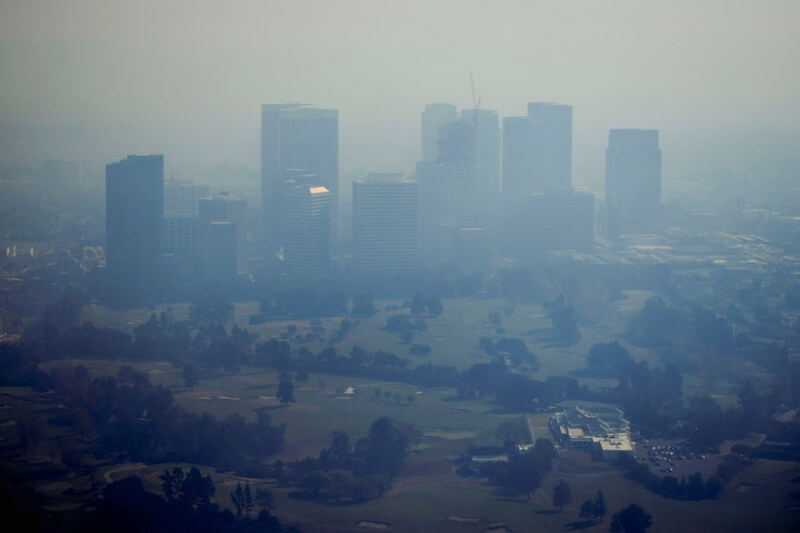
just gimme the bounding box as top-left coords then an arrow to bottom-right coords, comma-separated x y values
427,294 -> 443,316
594,489 -> 607,521
495,418 -> 530,449
580,499 -> 596,521
588,342 -> 633,372
277,378 -> 295,404
360,417 -> 414,478
544,294 -> 580,344
553,479 -> 572,512
255,488 -> 274,511
182,362 -> 199,389
189,294 -> 234,327
610,504 -> 652,533
231,482 -> 244,518
301,471 -> 332,499
410,293 -> 426,315
244,482 -> 254,517
180,466 -> 215,508
352,290 -> 375,316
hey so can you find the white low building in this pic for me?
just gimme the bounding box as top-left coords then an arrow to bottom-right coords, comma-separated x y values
550,402 -> 633,460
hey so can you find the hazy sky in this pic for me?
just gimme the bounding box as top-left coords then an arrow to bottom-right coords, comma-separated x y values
1,0 -> 798,192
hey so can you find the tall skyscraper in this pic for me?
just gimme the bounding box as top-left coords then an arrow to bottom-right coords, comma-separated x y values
461,108 -> 500,196
527,102 -> 572,190
198,193 -> 248,275
605,129 -> 662,237
195,221 -> 237,282
437,119 -> 477,229
282,185 -> 332,276
503,103 -> 573,198
105,154 -> 164,284
416,161 -> 458,265
502,116 -> 539,197
261,104 -> 338,253
421,103 -> 458,162
353,173 -> 418,277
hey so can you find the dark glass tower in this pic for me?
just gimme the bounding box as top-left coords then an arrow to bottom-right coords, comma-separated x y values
105,154 -> 164,284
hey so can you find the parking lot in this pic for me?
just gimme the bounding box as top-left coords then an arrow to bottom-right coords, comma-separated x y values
635,438 -> 722,479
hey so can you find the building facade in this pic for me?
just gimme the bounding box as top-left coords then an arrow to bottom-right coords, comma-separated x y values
353,173 -> 419,277
282,185 -> 332,276
261,104 -> 338,253
605,129 -> 662,237
105,154 -> 164,284
421,103 -> 458,162
527,102 -> 573,191
198,193 -> 248,275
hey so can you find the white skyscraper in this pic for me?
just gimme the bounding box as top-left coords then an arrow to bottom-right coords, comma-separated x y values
282,185 -> 332,276
353,173 -> 419,276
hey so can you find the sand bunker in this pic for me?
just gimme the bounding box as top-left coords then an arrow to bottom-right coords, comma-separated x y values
448,516 -> 480,523
194,395 -> 239,401
357,520 -> 389,530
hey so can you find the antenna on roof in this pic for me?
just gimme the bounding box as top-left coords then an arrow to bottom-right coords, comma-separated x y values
469,72 -> 481,127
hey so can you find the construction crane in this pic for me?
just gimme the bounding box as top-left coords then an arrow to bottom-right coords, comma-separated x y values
469,72 -> 481,123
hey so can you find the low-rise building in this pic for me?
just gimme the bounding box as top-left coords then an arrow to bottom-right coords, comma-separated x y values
550,402 -> 633,460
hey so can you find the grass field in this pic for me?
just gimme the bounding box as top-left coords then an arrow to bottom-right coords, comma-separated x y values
53,291 -> 797,530
97,451 -> 800,533
80,289 -> 753,408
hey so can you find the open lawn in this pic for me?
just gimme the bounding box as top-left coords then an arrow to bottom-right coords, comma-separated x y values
174,367 -> 514,464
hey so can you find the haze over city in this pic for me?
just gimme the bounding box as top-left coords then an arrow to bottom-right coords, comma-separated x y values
1,2 -> 800,533
1,0 -> 798,193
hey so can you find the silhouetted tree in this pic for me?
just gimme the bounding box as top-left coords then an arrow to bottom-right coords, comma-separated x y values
553,479 -> 572,511
495,418 -> 530,449
182,362 -> 199,389
410,293 -> 426,315
580,499 -> 595,521
277,379 -> 295,404
610,503 -> 652,533
594,489 -> 607,521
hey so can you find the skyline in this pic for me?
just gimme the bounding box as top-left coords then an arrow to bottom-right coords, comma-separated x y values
0,1 -> 798,194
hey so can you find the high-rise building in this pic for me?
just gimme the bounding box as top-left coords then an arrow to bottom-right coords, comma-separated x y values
416,161 -> 458,265
198,193 -> 248,275
164,180 -> 210,216
502,116 -> 539,197
527,102 -> 572,190
421,103 -> 458,162
261,104 -> 338,252
282,185 -> 332,276
461,108 -> 500,196
605,129 -> 662,237
105,154 -> 164,284
437,119 -> 477,228
161,214 -> 197,280
353,173 -> 418,277
503,103 -> 573,198
196,221 -> 237,282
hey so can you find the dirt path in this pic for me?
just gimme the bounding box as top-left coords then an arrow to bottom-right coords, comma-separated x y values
104,463 -> 147,483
